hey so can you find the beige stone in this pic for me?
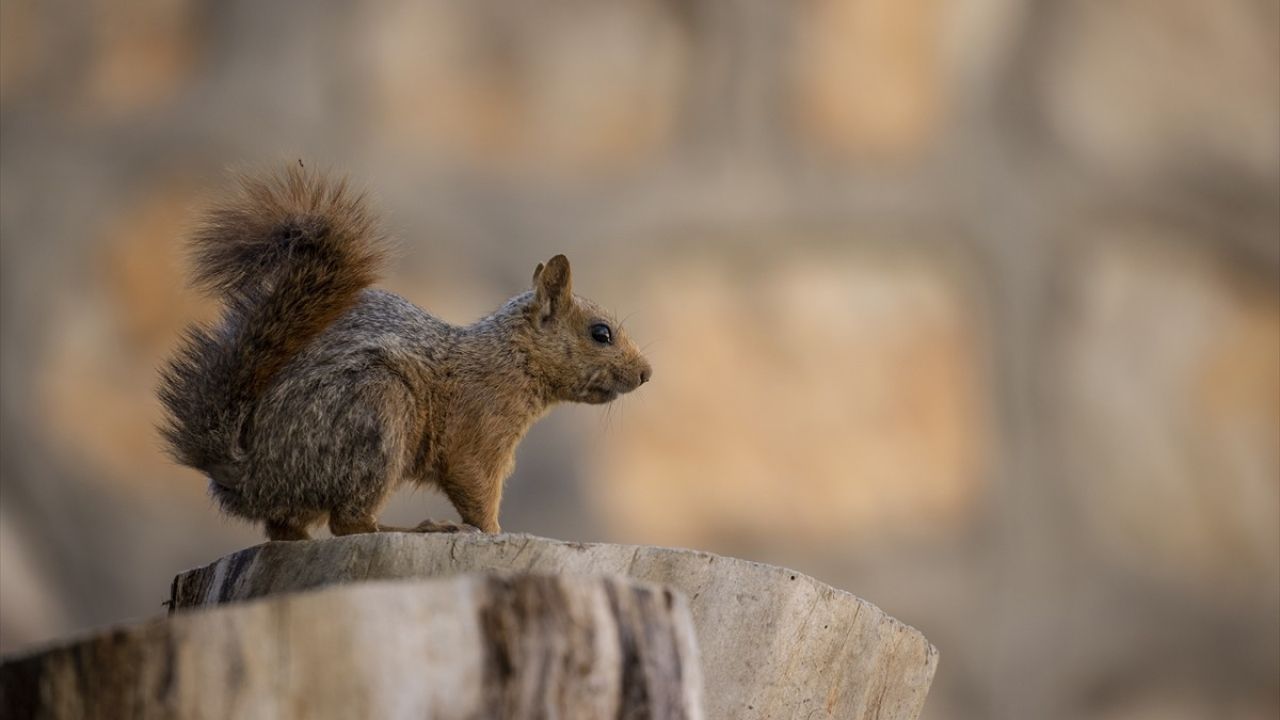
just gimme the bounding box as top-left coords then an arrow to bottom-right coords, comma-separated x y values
588,251 -> 989,547
792,0 -> 945,160
1037,0 -> 1280,179
37,182 -> 214,488
1055,231 -> 1280,596
362,1 -> 687,175
82,0 -> 199,116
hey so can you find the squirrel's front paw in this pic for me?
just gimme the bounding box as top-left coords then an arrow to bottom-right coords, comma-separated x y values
413,519 -> 482,534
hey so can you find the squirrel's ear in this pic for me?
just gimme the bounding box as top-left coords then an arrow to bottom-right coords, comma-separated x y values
533,254 -> 572,321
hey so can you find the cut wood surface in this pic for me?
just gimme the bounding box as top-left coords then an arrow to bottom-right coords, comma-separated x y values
1,573 -> 702,720
172,533 -> 937,720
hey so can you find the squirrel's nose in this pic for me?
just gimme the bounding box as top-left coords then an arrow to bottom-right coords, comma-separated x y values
638,366 -> 651,385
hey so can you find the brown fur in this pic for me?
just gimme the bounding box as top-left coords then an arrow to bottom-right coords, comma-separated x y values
159,167 -> 651,540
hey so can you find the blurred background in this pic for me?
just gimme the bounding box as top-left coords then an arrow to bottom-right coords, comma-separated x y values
0,1 -> 1277,718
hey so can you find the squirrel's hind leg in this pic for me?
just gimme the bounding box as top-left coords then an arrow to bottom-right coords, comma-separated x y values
265,517 -> 316,541
413,519 -> 482,534
324,372 -> 421,536
329,512 -> 383,535
328,513 -> 478,535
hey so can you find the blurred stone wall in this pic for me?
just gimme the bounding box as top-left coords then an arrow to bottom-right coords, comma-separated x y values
1,2 -> 1276,719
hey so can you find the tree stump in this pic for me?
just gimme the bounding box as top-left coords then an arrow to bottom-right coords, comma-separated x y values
171,533 -> 937,720
0,574 -> 703,719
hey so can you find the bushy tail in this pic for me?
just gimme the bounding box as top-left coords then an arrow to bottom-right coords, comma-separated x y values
159,165 -> 388,481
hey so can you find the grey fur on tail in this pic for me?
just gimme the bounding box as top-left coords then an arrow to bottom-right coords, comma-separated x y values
158,166 -> 388,483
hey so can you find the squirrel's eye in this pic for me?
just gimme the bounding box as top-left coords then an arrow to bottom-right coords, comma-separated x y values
589,323 -> 613,345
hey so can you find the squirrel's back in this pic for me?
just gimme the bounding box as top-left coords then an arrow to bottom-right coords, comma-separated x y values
158,166 -> 389,481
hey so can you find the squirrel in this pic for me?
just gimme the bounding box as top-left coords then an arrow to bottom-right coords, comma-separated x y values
159,166 -> 651,541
